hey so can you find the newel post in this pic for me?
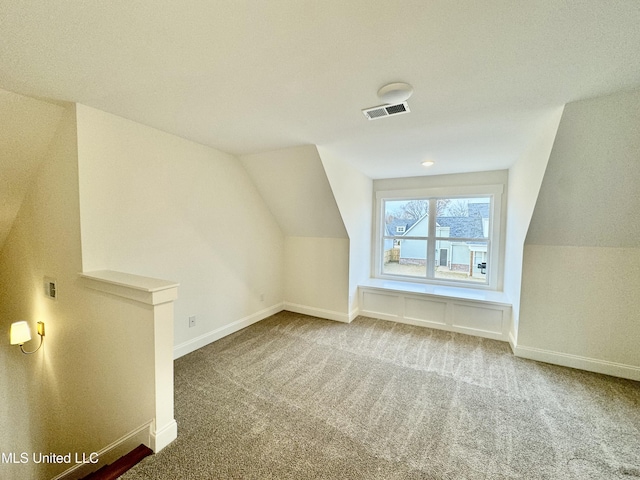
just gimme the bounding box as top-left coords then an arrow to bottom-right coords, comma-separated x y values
80,270 -> 179,452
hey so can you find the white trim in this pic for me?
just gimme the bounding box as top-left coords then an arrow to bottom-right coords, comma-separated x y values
358,283 -> 512,342
375,184 -> 504,200
514,344 -> 640,381
508,330 -> 517,353
360,278 -> 511,306
80,270 -> 179,305
374,185 -> 504,291
51,421 -> 152,480
284,302 -> 351,323
173,303 -> 285,359
174,302 -> 354,359
149,419 -> 178,452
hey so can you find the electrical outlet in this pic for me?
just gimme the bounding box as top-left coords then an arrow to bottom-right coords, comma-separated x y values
189,316 -> 196,328
44,277 -> 57,300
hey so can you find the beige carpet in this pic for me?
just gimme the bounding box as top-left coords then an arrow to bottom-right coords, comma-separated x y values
122,311 -> 640,479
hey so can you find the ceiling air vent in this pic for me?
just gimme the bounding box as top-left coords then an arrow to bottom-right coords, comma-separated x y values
362,102 -> 410,120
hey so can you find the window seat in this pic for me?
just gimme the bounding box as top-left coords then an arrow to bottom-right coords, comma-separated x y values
358,279 -> 512,342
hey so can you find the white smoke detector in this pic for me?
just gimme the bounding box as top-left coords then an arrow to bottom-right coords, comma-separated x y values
377,82 -> 414,104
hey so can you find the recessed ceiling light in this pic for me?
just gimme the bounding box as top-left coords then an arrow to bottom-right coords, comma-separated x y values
421,160 -> 435,167
377,82 -> 414,104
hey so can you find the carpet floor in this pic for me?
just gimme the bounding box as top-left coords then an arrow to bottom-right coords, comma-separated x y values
122,311 -> 640,479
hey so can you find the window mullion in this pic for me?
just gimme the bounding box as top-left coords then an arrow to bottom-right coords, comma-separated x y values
426,198 -> 437,279
377,190 -> 500,289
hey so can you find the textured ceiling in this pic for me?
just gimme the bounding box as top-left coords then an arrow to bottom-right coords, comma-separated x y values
1,1 -> 639,178
0,90 -> 64,249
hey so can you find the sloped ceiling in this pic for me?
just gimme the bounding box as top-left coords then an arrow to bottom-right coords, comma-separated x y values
240,146 -> 347,238
526,88 -> 640,248
0,89 -> 64,250
0,1 -> 639,179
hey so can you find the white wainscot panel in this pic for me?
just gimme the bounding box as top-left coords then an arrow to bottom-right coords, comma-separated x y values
361,291 -> 401,320
358,283 -> 511,342
404,297 -> 447,325
452,303 -> 504,335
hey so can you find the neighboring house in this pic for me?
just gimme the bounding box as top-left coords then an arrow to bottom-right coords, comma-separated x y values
383,217 -> 419,259
384,217 -> 419,237
468,202 -> 489,219
385,203 -> 489,275
434,216 -> 488,272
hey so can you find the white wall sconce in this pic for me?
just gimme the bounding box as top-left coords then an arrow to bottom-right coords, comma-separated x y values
10,321 -> 45,354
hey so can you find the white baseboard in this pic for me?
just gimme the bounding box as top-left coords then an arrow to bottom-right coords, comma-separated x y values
173,303 -> 285,359
284,302 -> 351,323
348,307 -> 360,322
149,419 -> 178,453
51,421 -> 152,480
173,302 -> 353,359
508,330 -> 517,353
514,344 -> 640,381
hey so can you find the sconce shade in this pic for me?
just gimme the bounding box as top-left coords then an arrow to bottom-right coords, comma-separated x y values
10,321 -> 31,345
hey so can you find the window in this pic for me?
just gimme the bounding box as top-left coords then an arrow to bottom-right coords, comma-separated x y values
375,185 -> 503,289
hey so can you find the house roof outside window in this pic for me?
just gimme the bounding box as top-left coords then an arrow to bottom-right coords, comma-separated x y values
389,202 -> 489,239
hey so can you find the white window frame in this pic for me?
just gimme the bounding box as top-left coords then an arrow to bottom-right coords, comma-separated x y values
374,185 -> 503,290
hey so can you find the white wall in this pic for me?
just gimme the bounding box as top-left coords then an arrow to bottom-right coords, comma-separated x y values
76,104 -> 285,355
283,236 -> 350,320
519,245 -> 639,374
318,147 -> 373,315
240,146 -> 351,319
504,107 -> 563,342
518,88 -> 640,379
0,105 -> 156,479
0,88 -> 64,249
240,145 -> 347,238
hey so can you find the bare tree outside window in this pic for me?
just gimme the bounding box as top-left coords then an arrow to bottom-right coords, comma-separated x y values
447,199 -> 469,217
400,200 -> 428,220
393,199 -> 450,220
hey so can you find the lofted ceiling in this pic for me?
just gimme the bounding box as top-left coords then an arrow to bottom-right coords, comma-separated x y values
0,90 -> 64,248
1,1 -> 639,179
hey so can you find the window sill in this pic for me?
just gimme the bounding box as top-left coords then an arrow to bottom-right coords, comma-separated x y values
360,278 -> 511,307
